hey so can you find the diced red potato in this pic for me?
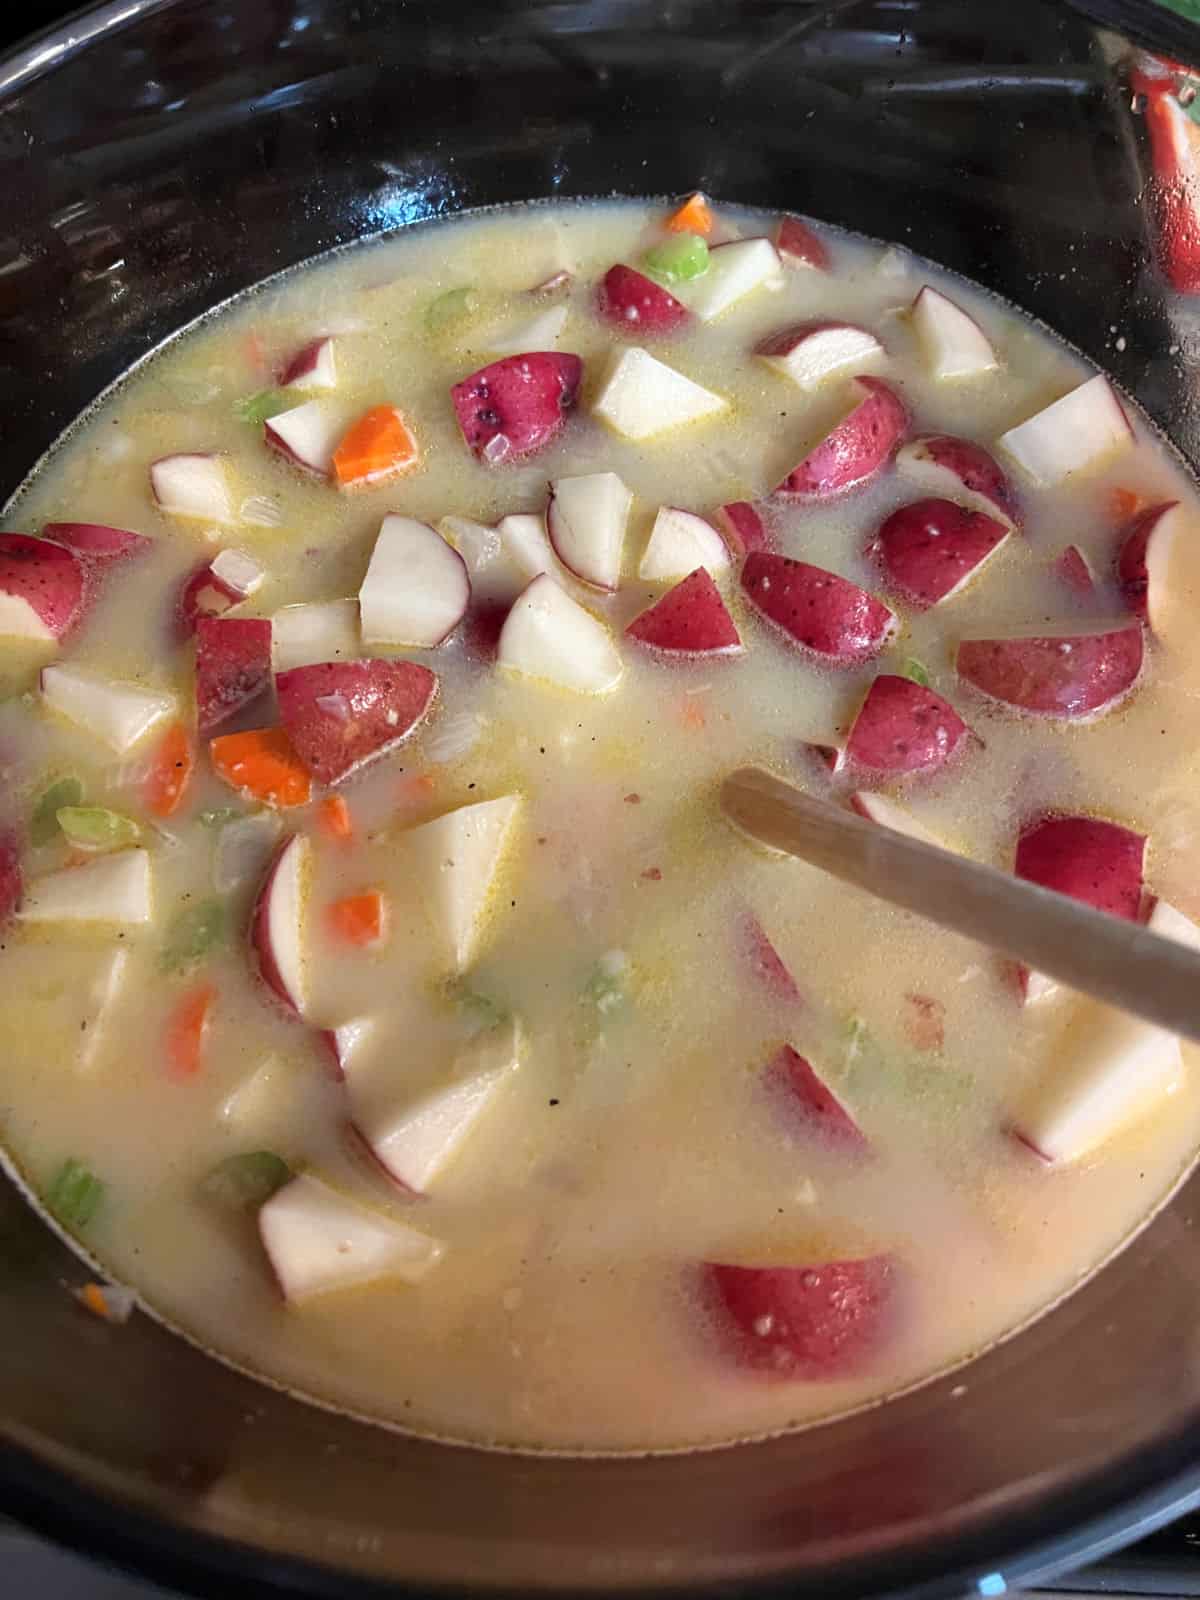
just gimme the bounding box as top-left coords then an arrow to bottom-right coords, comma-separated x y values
42,522 -> 152,569
896,434 -> 1021,531
41,665 -> 175,754
956,624 -> 1144,720
209,547 -> 265,599
18,849 -> 153,926
0,533 -> 87,642
704,1255 -> 897,1378
497,575 -> 623,694
774,377 -> 908,501
176,559 -> 244,639
1131,71 -> 1200,294
680,238 -> 784,321
276,658 -> 438,785
1013,896 -> 1200,1162
264,400 -> 344,478
869,498 -> 1009,609
844,674 -> 972,777
596,265 -> 690,336
278,335 -> 337,391
251,833 -> 311,1020
741,553 -> 896,665
1115,500 -> 1181,630
464,600 -> 511,661
626,568 -> 741,656
764,1043 -> 867,1151
910,286 -> 999,381
715,502 -> 770,557
0,830 -> 21,926
358,515 -> 470,648
850,791 -> 946,847
531,269 -> 572,297
777,216 -> 830,271
258,1172 -> 444,1303
998,375 -> 1133,487
329,1016 -> 376,1078
405,796 -> 522,970
755,321 -> 884,392
740,911 -> 802,1004
150,453 -> 234,524
349,1019 -> 522,1193
546,472 -> 632,590
195,616 -> 273,737
1055,545 -> 1096,597
450,352 -> 583,464
592,347 -> 727,441
802,740 -> 847,777
1013,814 -> 1146,1006
638,506 -> 731,582
488,304 -> 569,357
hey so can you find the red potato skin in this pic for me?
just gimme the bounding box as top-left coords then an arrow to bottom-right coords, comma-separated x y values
777,216 -> 830,270
451,353 -> 583,463
42,522 -> 151,568
765,1043 -> 866,1150
741,552 -> 895,664
1056,545 -> 1095,596
0,829 -> 21,926
318,1030 -> 345,1083
956,625 -> 1144,718
276,658 -> 438,785
716,502 -> 770,557
1014,814 -> 1145,923
740,911 -> 802,1004
869,498 -> 1008,609
176,560 -> 242,640
845,674 -> 972,776
464,600 -> 511,661
278,337 -> 328,386
1133,67 -> 1200,294
195,616 -> 273,737
775,377 -> 907,501
626,568 -> 741,655
901,434 -> 1022,529
251,836 -> 301,1017
596,265 -> 690,335
0,533 -> 87,639
755,318 -> 875,359
1115,501 -> 1177,619
705,1255 -> 896,1378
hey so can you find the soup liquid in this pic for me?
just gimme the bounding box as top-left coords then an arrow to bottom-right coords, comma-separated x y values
2,200 -> 1200,1453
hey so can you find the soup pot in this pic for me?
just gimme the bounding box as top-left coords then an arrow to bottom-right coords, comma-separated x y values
3,1 -> 1200,1594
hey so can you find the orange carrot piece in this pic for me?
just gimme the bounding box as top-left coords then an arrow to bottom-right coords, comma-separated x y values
166,983 -> 215,1080
144,722 -> 195,818
318,793 -> 353,840
681,698 -> 707,731
209,727 -> 312,808
79,1283 -> 110,1319
1110,486 -> 1141,521
328,890 -> 386,947
665,193 -> 714,236
333,405 -> 419,488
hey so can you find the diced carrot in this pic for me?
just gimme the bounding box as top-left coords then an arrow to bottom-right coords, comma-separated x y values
332,405 -> 420,488
1110,486 -> 1141,521
209,727 -> 312,808
328,889 -> 386,947
79,1282 -> 110,1319
681,698 -> 707,731
665,193 -> 714,236
144,722 -> 195,818
166,982 -> 215,1080
318,793 -> 353,840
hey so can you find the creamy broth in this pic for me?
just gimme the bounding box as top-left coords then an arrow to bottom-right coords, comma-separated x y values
1,198 -> 1199,1454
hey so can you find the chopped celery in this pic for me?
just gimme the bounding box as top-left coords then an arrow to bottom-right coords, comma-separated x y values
161,898 -> 227,974
424,286 -> 477,334
47,1159 -> 104,1229
202,1150 -> 291,1211
444,977 -> 509,1033
234,388 -> 291,426
584,950 -> 630,1016
844,1013 -> 870,1061
899,658 -> 931,688
31,777 -> 83,845
56,806 -> 140,853
643,234 -> 709,284
199,807 -> 244,829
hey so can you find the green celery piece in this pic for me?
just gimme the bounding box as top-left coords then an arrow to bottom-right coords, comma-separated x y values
234,388 -> 291,426
56,806 -> 140,853
424,286 -> 477,334
161,899 -> 227,974
446,980 -> 509,1033
643,234 -> 709,285
199,807 -> 244,829
31,777 -> 83,846
202,1151 -> 291,1211
47,1159 -> 104,1229
584,951 -> 630,1016
899,658 -> 931,688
